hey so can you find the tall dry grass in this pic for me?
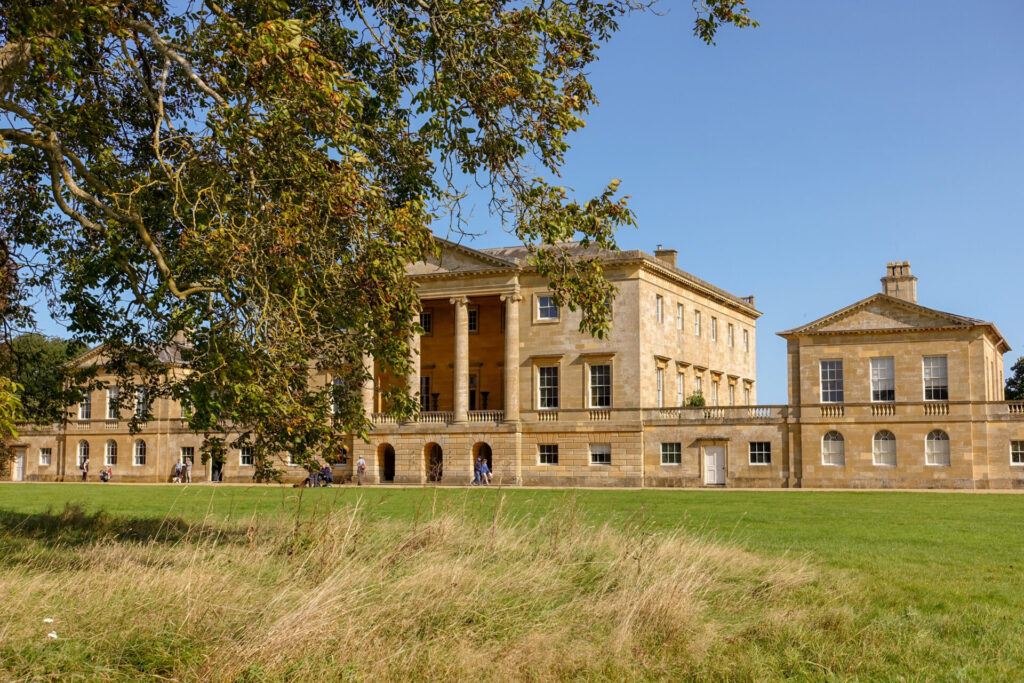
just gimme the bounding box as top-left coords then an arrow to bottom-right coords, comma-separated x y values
0,495 -> 820,681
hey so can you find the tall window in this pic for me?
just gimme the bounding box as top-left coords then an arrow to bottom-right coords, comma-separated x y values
106,385 -> 119,419
923,356 -> 949,401
744,387 -> 750,405
539,444 -> 558,465
871,357 -> 895,402
749,442 -> 771,465
711,317 -> 718,342
78,394 -> 91,420
656,367 -> 664,408
419,310 -> 432,334
655,295 -> 664,323
467,307 -> 479,333
822,431 -> 845,466
661,442 -> 681,465
925,430 -> 950,466
676,303 -> 683,331
105,440 -> 117,466
1011,441 -> 1024,465
743,329 -> 749,353
727,324 -> 734,347
872,430 -> 896,466
332,377 -> 346,415
820,360 -> 844,403
695,376 -> 702,394
78,440 -> 89,466
537,295 -> 559,320
133,439 -> 146,466
590,444 -> 611,465
419,376 -> 431,411
134,386 -> 148,418
39,448 -> 52,467
677,372 -> 685,407
728,384 -> 735,406
589,365 -> 611,408
538,366 -> 559,409
694,311 -> 701,336
712,380 -> 719,406
180,446 -> 194,464
240,446 -> 254,466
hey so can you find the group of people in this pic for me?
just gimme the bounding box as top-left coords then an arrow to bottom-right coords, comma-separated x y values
473,457 -> 492,485
172,457 -> 193,483
78,457 -> 112,482
305,464 -> 334,487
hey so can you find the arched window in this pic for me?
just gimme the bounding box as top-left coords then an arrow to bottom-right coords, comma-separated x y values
872,431 -> 896,467
105,440 -> 118,466
134,440 -> 147,466
925,430 -> 950,466
78,440 -> 90,466
822,431 -> 845,466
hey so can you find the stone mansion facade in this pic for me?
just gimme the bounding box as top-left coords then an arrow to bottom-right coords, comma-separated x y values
9,242 -> 1024,489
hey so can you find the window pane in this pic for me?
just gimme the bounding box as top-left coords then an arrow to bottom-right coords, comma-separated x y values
1011,441 -> 1024,465
820,360 -> 844,403
539,366 -> 559,409
749,442 -> 771,465
923,356 -> 949,401
107,386 -> 119,419
926,430 -> 950,466
539,444 -> 558,465
871,357 -> 895,402
656,367 -> 664,408
661,442 -> 681,465
822,431 -> 845,466
590,444 -> 611,465
538,296 -> 559,320
589,365 -> 611,408
872,430 -> 896,466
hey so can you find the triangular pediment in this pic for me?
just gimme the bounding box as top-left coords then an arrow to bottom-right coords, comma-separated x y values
407,237 -> 518,276
780,294 -> 981,336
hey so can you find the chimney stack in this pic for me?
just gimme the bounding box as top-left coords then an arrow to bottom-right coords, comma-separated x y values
653,246 -> 677,269
881,261 -> 917,303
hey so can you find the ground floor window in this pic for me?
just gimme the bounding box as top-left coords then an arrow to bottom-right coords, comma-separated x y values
749,442 -> 771,465
105,440 -> 118,466
240,446 -> 254,466
590,444 -> 611,465
539,444 -> 558,465
39,448 -> 51,466
134,440 -> 147,466
1013,441 -> 1024,466
661,442 -> 681,465
822,431 -> 845,466
78,440 -> 89,467
180,446 -> 194,464
873,430 -> 896,466
925,430 -> 950,466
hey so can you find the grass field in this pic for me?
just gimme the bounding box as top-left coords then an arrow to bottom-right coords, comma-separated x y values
2,483 -> 1023,680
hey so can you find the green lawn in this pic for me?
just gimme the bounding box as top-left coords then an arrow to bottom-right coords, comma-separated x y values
3,483 -> 1024,679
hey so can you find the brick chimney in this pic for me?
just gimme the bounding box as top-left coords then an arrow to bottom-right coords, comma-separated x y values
653,245 -> 677,269
881,261 -> 917,303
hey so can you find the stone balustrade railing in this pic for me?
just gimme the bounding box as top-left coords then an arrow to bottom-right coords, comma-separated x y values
468,410 -> 504,423
419,411 -> 453,424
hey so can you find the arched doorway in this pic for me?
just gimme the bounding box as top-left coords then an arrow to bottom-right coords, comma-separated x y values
378,443 -> 396,482
473,442 -> 493,472
425,443 -> 443,482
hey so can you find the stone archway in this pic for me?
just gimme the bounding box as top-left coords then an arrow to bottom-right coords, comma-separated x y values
425,442 -> 443,482
377,443 -> 396,482
472,442 -> 493,472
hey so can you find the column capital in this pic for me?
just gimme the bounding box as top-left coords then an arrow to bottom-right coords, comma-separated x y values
500,293 -> 524,304
449,296 -> 470,306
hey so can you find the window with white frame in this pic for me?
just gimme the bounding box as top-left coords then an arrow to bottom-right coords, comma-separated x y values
728,384 -> 735,406
744,387 -> 750,405
537,295 -> 559,321
419,376 -> 431,411
39,447 -> 51,466
820,360 -> 844,403
134,385 -> 148,418
105,440 -> 117,466
240,446 -> 254,466
180,399 -> 190,419
743,329 -> 749,353
590,444 -> 611,465
180,446 -> 194,464
694,310 -> 701,336
538,444 -> 558,465
106,385 -> 119,419
419,310 -> 432,335
331,377 -> 346,415
661,442 -> 681,465
287,453 -> 300,466
655,295 -> 664,323
925,430 -> 950,466
676,303 -> 683,331
1011,441 -> 1024,465
712,380 -> 719,406
870,357 -> 895,402
711,317 -> 718,342
923,356 -> 949,401
727,324 -> 734,347
872,430 -> 896,466
822,431 -> 845,466
695,376 -> 702,394
78,394 -> 91,420
133,439 -> 147,466
589,364 -> 611,408
677,372 -> 685,407
78,440 -> 89,466
538,365 -> 559,409
467,306 -> 479,333
656,367 -> 664,408
749,442 -> 771,465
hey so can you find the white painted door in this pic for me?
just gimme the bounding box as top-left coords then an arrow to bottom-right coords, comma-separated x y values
13,449 -> 25,481
704,446 -> 726,485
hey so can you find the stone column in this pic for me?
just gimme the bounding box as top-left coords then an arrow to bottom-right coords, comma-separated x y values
406,319 -> 421,417
361,353 -> 375,419
451,296 -> 469,423
500,293 -> 522,422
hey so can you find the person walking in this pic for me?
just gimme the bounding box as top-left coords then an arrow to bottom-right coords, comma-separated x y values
172,461 -> 182,483
80,456 -> 89,482
473,457 -> 482,486
185,457 -> 193,483
356,455 -> 366,486
480,459 -> 492,486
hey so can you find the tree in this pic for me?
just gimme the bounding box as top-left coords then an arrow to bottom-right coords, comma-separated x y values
1006,356 -> 1024,401
0,333 -> 88,425
0,0 -> 756,478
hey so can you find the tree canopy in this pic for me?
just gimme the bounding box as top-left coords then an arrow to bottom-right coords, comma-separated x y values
0,0 -> 755,477
1006,356 -> 1024,401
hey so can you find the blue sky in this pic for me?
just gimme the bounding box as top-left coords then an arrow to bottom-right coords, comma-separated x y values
459,0 -> 1024,403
